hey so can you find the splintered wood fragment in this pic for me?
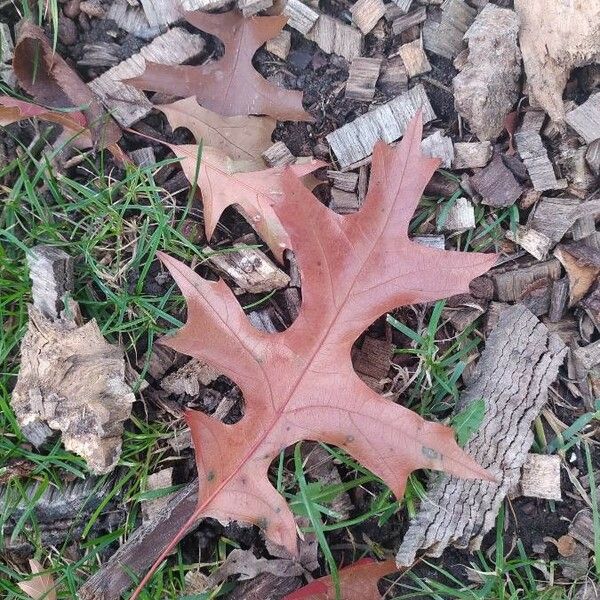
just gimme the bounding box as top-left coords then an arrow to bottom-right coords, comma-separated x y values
142,468 -> 175,522
452,142 -> 492,169
139,0 -> 181,27
352,336 -> 393,392
239,0 -> 273,17
307,15 -> 363,61
421,130 -> 454,168
413,234 -> 445,250
327,170 -> 358,191
283,0 -> 320,35
326,83 -> 435,168
391,6 -> 426,35
423,0 -> 477,60
78,43 -> 122,68
378,56 -> 408,96
345,57 -> 382,101
528,196 -> 581,243
440,197 -> 475,232
470,154 -> 522,207
491,259 -> 561,302
203,245 -> 290,293
554,242 -> 600,305
586,139 -> 600,176
27,245 -> 74,320
330,188 -> 360,214
514,130 -> 566,191
396,305 -> 566,566
391,0 -> 413,11
105,0 -> 158,39
549,277 -> 569,323
138,345 -> 180,380
265,30 -> 291,60
161,358 -> 220,395
88,28 -> 205,127
350,0 -> 385,35
565,93 -> 600,144
262,141 -> 295,167
520,454 -> 561,500
129,146 -> 156,168
505,225 -> 553,261
398,37 -> 431,78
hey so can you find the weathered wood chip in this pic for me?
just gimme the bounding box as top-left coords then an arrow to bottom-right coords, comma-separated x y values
515,129 -> 566,191
585,139 -> 600,176
520,454 -> 561,500
423,0 -> 476,60
554,242 -> 600,305
565,92 -> 600,144
142,468 -> 176,522
262,141 -> 295,167
505,225 -> 553,261
491,259 -> 562,303
391,6 -> 426,36
396,305 -> 566,566
330,188 -> 361,214
398,37 -> 431,79
440,197 -> 475,232
283,0 -> 319,35
470,154 -> 522,207
390,0 -> 413,11
345,57 -> 382,101
377,56 -> 408,96
238,0 -> 274,17
326,83 -> 435,168
351,0 -> 385,35
327,170 -> 358,192
307,15 -> 362,61
452,141 -> 492,169
161,358 -> 221,395
527,196 -> 581,243
265,30 -> 291,61
421,130 -> 454,168
352,336 -> 393,392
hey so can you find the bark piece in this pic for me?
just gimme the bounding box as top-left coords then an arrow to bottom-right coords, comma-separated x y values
515,130 -> 566,192
353,335 -> 393,392
203,244 -> 290,293
88,28 -> 206,127
527,196 -> 581,243
565,93 -> 600,145
520,454 -> 561,500
262,141 -> 295,167
423,0 -> 476,60
307,15 -> 362,61
345,57 -> 382,101
161,358 -> 220,395
326,83 -> 435,168
378,56 -> 408,96
396,305 -> 567,566
391,6 -> 426,36
505,226 -> 553,261
452,141 -> 492,169
549,277 -> 569,323
414,234 -> 445,250
440,197 -> 475,232
282,0 -> 319,35
421,130 -> 454,168
350,0 -> 385,35
515,0 -> 600,122
453,5 -> 521,142
398,37 -> 431,79
470,154 -> 522,207
491,259 -> 561,303
265,30 -> 291,60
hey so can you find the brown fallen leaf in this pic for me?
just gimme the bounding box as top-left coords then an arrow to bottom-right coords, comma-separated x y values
13,21 -> 121,147
554,243 -> 600,306
158,96 -> 276,166
126,11 -> 312,121
127,114 -> 496,599
168,143 -> 325,261
283,558 -> 397,600
18,559 -> 57,600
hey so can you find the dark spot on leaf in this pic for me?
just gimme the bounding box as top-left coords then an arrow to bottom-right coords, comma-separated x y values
207,470 -> 215,481
422,446 -> 440,460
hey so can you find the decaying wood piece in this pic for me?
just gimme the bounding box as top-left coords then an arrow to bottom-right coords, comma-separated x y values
423,0 -> 476,60
453,5 -> 521,142
345,57 -> 382,101
421,130 -> 454,168
88,28 -> 205,127
549,277 -> 569,323
327,84 -> 435,168
262,141 -> 295,167
565,93 -> 600,145
440,197 -> 475,232
515,129 -> 566,192
265,30 -> 291,60
352,335 -> 393,392
307,15 -> 362,61
527,196 -> 581,243
514,0 -> 600,122
470,153 -> 522,207
396,305 -> 567,566
391,6 -> 426,36
452,141 -> 492,169
203,244 -> 290,293
350,0 -> 385,35
505,225 -> 553,261
327,170 -> 358,192
559,143 -> 598,197
161,358 -> 220,395
12,248 -> 134,473
282,0 -> 319,35
519,454 -> 561,500
491,259 -> 561,303
398,37 -> 431,79
378,56 -> 408,96
330,188 -> 360,214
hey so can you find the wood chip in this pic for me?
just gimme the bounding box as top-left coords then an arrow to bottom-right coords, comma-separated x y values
129,146 -> 156,168
421,130 -> 454,168
377,56 -> 408,96
398,37 -> 431,78
470,154 -> 522,207
283,0 -> 319,35
88,28 -> 206,127
413,234 -> 445,250
262,141 -> 295,167
440,197 -> 475,232
350,0 -> 385,35
0,22 -> 14,63
527,196 -> 581,243
554,242 -> 600,305
565,92 -> 600,144
423,0 -> 476,60
204,244 -> 290,294
585,139 -> 600,176
396,305 -> 566,566
307,15 -> 362,61
549,277 -> 570,322
570,509 -> 595,551
105,0 -> 159,40
161,359 -> 220,395
391,6 -> 426,36
520,454 -> 561,500
326,83 -> 436,168
505,225 -> 553,261
491,259 -> 562,303
345,57 -> 382,101
238,0 -> 273,17
352,336 -> 393,392
330,188 -> 361,214
391,0 -> 413,11
452,141 -> 492,169
327,170 -> 358,192
514,129 -> 566,191
265,30 -> 291,60
142,468 -> 176,522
